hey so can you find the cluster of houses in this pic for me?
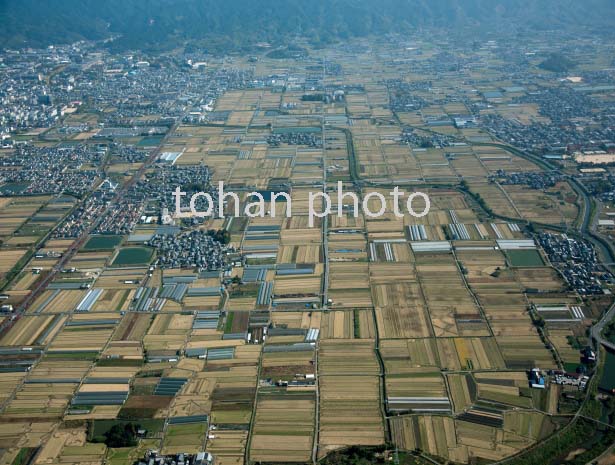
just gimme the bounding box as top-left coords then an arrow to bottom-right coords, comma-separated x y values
148,230 -> 233,271
491,169 -> 563,190
0,144 -> 103,196
537,233 -> 612,295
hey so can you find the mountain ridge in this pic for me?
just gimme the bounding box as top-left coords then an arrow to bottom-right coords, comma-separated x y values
1,0 -> 613,51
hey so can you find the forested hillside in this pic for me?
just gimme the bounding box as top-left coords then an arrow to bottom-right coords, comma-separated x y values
1,0 -> 613,50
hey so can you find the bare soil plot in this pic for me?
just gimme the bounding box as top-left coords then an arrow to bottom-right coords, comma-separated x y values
250,395 -> 315,462
372,282 -> 432,338
437,337 -> 506,370
319,309 -> 375,339
318,375 -> 384,456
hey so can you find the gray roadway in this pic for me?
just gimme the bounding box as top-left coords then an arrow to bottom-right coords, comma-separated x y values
591,302 -> 615,353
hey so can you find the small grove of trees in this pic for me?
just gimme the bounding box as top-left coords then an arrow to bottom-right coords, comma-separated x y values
530,310 -> 546,328
509,417 -> 615,465
320,446 -> 387,465
604,319 -> 615,344
301,94 -> 326,102
92,423 -> 140,448
207,229 -> 231,245
459,179 -> 495,216
472,192 -> 493,215
539,53 -> 576,73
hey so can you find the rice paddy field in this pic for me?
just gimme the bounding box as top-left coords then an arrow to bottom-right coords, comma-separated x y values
0,314 -> 66,346
390,413 -> 554,463
83,235 -> 124,251
249,394 -> 315,462
0,196 -> 51,237
112,247 -> 154,266
162,422 -> 208,455
0,39 -> 611,465
506,248 -> 545,267
318,375 -> 384,456
501,182 -> 579,226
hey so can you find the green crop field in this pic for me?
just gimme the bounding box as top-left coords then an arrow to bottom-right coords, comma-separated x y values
137,135 -> 164,147
506,249 -> 545,267
83,235 -> 123,251
112,247 -> 154,266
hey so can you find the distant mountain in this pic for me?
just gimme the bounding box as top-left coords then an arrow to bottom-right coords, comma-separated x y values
1,0 -> 614,51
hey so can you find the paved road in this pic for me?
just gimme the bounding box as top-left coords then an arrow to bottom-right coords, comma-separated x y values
591,302 -> 615,352
567,175 -> 593,232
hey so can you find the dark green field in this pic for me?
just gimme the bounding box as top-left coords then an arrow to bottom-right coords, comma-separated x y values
0,182 -> 29,194
137,135 -> 164,147
83,235 -> 123,251
112,247 -> 154,266
506,249 -> 545,267
599,351 -> 615,393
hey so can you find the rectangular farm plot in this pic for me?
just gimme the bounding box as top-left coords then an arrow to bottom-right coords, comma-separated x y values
207,430 -> 248,465
89,288 -> 132,311
112,313 -> 152,342
437,337 -> 505,370
111,247 -> 154,266
505,249 -> 545,267
548,328 -> 585,365
502,184 -> 579,226
372,282 -> 432,338
328,231 -> 368,262
95,267 -> 148,289
454,419 -> 532,461
0,249 -> 28,280
368,263 -> 417,284
161,422 -> 208,455
485,307 -> 538,338
0,314 -> 66,346
386,369 -> 451,413
318,339 -> 380,376
28,289 -> 87,314
273,274 -> 322,297
277,244 -> 321,264
391,416 -> 466,463
497,335 -> 558,370
318,375 -> 384,455
3,360 -> 90,419
534,302 -> 586,324
474,372 -> 536,409
37,439 -> 107,465
67,251 -> 114,270
48,314 -> 117,352
261,345 -> 313,376
503,411 -> 555,441
0,371 -> 28,406
319,309 -> 375,339
82,235 -> 123,251
515,267 -> 563,292
249,395 -> 315,462
10,269 -> 42,291
392,412 -> 540,463
416,254 -> 489,337
468,182 -> 518,219
144,313 -> 193,352
446,373 -> 476,413
380,339 -> 439,373
368,239 -> 412,263
206,367 -> 259,425
0,196 -> 51,237
328,262 -> 373,308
